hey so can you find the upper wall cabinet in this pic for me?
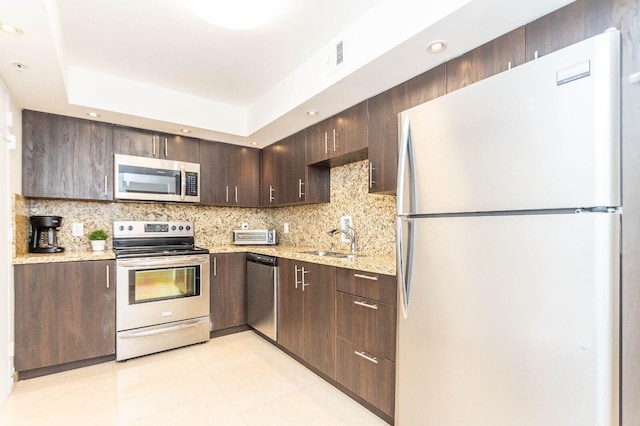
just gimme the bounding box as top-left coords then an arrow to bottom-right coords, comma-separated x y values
200,141 -> 260,207
261,130 -> 329,207
306,101 -> 368,167
113,126 -> 201,163
22,110 -> 114,200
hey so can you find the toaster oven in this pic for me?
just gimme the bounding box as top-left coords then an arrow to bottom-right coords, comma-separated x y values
233,230 -> 277,245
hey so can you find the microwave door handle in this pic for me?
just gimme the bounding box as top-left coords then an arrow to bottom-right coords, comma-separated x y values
180,166 -> 186,201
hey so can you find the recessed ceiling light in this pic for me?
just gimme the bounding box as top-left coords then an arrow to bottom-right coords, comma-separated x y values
427,40 -> 447,53
249,141 -> 259,146
180,128 -> 191,134
87,112 -> 100,118
306,110 -> 319,117
183,0 -> 286,30
0,23 -> 23,35
12,61 -> 26,72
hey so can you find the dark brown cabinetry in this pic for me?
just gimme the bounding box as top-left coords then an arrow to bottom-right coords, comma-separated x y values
200,142 -> 260,207
335,268 -> 397,418
278,258 -> 336,378
22,110 -> 114,200
260,131 -> 329,206
306,101 -> 368,167
14,260 -> 116,373
210,253 -> 247,331
113,126 -> 200,163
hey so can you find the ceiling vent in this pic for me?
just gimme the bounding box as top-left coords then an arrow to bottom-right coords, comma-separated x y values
325,39 -> 345,76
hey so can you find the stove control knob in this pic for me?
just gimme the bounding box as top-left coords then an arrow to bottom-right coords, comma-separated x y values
119,225 -> 125,231
179,226 -> 184,231
127,225 -> 133,231
186,225 -> 191,231
171,226 -> 177,231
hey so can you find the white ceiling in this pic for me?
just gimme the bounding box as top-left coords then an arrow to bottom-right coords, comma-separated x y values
0,0 -> 574,147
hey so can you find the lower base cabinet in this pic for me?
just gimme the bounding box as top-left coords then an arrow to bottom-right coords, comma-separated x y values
336,338 -> 396,417
14,260 -> 115,372
210,252 -> 247,331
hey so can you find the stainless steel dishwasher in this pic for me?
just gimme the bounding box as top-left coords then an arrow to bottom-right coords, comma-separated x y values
246,253 -> 278,341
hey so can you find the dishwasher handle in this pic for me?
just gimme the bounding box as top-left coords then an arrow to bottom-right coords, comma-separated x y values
247,252 -> 278,266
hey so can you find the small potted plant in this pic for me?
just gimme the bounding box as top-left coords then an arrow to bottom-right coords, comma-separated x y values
88,229 -> 108,252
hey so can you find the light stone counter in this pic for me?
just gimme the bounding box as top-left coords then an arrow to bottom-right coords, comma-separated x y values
13,250 -> 116,265
13,245 -> 396,276
208,245 -> 396,276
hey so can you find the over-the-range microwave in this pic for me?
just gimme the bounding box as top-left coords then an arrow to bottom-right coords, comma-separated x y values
114,154 -> 200,203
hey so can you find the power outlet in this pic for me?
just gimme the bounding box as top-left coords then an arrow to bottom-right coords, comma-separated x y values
72,222 -> 84,237
283,223 -> 289,234
340,216 -> 352,243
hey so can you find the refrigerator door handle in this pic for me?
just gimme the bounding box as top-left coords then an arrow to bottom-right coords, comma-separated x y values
397,114 -> 416,216
397,217 -> 415,319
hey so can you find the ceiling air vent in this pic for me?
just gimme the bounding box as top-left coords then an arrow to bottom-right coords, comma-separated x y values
325,38 -> 345,76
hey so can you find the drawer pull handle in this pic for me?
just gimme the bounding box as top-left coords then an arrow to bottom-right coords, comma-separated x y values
354,350 -> 378,364
354,273 -> 378,281
354,300 -> 378,310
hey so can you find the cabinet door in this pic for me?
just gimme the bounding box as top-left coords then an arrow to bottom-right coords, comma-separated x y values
306,119 -> 334,164
199,140 -> 227,205
277,258 -> 305,357
302,261 -> 336,378
210,253 -> 247,331
281,132 -> 306,204
113,126 -> 157,158
160,134 -> 201,163
446,27 -> 525,93
367,84 -> 405,194
230,145 -> 260,207
260,143 -> 279,205
334,101 -> 368,160
14,260 -> 115,372
22,110 -> 114,200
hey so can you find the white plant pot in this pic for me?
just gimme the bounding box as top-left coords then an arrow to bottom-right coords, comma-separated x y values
91,240 -> 106,252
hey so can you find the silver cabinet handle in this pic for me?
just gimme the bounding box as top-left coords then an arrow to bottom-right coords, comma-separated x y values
298,179 -> 304,199
164,137 -> 168,158
213,256 -> 217,277
152,135 -> 157,157
269,185 -> 275,203
369,162 -> 375,189
225,185 -> 229,203
106,264 -> 110,289
333,128 -> 338,151
104,175 -> 108,196
354,273 -> 378,281
354,350 -> 378,364
302,268 -> 309,291
324,132 -> 329,154
235,186 -> 238,203
354,300 -> 378,310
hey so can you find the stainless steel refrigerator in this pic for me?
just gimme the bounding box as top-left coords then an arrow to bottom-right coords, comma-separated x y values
395,30 -> 620,426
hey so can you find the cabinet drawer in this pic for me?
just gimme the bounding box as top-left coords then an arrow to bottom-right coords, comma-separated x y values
336,338 -> 395,417
336,292 -> 396,361
336,268 -> 396,305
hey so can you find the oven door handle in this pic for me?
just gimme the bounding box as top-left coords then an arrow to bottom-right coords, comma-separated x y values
117,256 -> 208,268
118,319 -> 205,339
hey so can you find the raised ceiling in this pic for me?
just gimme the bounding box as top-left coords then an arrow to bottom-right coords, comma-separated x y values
1,0 -> 574,146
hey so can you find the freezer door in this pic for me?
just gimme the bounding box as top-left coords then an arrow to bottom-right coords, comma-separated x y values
396,213 -> 619,426
397,31 -> 620,215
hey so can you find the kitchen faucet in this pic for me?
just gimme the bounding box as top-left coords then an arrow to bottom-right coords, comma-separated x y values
327,224 -> 357,253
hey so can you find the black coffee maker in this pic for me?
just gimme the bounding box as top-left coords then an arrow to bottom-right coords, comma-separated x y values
29,216 -> 65,253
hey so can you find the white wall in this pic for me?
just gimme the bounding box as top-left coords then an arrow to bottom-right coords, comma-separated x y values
0,79 -> 20,408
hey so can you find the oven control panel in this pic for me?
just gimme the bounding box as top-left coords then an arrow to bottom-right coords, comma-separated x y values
114,221 -> 194,238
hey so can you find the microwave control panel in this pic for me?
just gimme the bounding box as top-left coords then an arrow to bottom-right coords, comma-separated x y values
185,172 -> 198,196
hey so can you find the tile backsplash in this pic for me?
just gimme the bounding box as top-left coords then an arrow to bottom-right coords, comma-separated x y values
14,160 -> 396,256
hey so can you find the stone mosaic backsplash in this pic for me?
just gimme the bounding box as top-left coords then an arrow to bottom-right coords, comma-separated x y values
14,160 -> 396,256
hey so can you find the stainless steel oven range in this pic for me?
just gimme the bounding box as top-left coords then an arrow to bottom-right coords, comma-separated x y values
113,221 -> 210,361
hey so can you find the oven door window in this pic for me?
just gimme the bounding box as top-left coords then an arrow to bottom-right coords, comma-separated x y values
129,266 -> 200,304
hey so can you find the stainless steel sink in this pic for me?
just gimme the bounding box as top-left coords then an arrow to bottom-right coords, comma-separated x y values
300,250 -> 362,259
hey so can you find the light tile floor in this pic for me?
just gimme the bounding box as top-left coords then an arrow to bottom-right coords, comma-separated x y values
0,331 -> 389,425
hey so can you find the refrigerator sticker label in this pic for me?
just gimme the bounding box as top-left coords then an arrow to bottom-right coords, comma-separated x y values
557,60 -> 591,85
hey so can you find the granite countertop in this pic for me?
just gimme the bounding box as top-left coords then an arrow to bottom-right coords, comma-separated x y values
13,245 -> 396,276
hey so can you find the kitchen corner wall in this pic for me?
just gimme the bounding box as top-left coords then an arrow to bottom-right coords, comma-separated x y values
15,159 -> 396,256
